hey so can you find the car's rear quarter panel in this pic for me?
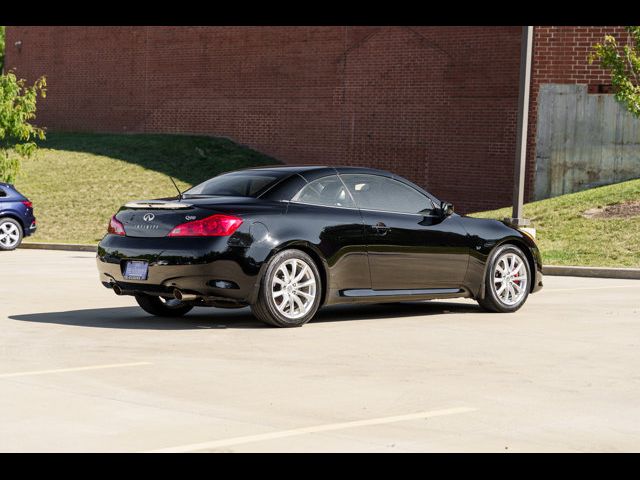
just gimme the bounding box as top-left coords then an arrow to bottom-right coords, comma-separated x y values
0,185 -> 36,236
98,201 -> 289,302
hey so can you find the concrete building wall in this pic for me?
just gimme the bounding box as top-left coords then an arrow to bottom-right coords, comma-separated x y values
535,84 -> 640,199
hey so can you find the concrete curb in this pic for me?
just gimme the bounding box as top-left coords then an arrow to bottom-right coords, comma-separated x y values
15,243 -> 640,279
543,265 -> 640,280
19,242 -> 97,253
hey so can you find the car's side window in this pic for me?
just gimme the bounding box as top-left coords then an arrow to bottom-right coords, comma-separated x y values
340,174 -> 434,214
292,175 -> 355,208
0,188 -> 6,198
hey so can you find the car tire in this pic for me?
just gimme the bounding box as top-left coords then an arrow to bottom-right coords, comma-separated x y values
477,244 -> 531,313
135,294 -> 194,317
0,217 -> 24,251
251,249 -> 322,328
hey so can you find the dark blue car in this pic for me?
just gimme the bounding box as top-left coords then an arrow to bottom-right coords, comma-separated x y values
0,183 -> 37,251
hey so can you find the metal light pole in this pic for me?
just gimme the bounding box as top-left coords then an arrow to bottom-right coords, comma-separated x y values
506,26 -> 534,227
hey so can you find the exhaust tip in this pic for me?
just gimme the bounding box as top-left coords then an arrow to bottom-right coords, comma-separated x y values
113,284 -> 123,296
173,288 -> 199,302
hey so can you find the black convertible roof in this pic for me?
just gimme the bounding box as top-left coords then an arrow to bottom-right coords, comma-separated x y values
243,165 -> 328,173
242,165 -> 394,177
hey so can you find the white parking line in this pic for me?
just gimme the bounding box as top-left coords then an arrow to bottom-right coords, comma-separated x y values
547,284 -> 640,292
145,406 -> 477,453
0,362 -> 153,379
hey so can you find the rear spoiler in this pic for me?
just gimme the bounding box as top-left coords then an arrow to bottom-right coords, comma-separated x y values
123,201 -> 192,210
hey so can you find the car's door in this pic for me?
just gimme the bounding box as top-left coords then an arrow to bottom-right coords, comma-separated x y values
339,173 -> 470,290
288,173 -> 370,292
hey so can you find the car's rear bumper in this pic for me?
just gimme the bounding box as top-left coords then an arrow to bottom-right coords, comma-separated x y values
25,219 -> 37,236
97,234 -> 261,303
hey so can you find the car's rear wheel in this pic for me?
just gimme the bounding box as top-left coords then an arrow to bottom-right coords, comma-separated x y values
251,249 -> 322,327
477,244 -> 531,313
0,218 -> 23,251
135,294 -> 194,317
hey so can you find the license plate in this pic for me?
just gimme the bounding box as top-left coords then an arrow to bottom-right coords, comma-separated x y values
123,260 -> 149,280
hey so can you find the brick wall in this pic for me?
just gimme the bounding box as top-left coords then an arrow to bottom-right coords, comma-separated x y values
6,26 -> 526,213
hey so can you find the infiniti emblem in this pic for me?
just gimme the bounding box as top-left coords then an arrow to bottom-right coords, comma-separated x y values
143,213 -> 155,222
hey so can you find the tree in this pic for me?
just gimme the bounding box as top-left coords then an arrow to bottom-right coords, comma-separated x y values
0,71 -> 47,184
590,26 -> 640,117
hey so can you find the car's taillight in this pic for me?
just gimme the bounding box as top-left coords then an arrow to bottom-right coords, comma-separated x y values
108,215 -> 126,236
168,214 -> 243,237
21,201 -> 33,209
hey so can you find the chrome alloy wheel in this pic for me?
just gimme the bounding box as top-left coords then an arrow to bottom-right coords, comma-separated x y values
271,258 -> 317,320
0,221 -> 20,249
491,252 -> 528,306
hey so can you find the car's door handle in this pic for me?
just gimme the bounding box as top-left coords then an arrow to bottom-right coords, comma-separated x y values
373,222 -> 390,235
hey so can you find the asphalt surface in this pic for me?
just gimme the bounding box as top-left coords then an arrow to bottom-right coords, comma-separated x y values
1,249 -> 639,452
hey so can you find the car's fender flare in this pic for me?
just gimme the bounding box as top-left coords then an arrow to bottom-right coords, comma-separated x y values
476,237 -> 538,300
248,240 -> 330,307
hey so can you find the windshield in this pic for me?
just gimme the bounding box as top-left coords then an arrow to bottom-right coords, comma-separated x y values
183,172 -> 279,197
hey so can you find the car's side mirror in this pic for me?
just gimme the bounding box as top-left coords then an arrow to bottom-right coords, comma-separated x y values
440,202 -> 454,217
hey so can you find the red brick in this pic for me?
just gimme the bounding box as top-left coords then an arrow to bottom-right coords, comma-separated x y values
3,25 -> 627,213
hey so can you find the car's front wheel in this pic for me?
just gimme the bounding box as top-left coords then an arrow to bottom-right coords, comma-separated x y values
477,244 -> 531,313
134,294 -> 194,317
251,249 -> 322,327
0,218 -> 23,251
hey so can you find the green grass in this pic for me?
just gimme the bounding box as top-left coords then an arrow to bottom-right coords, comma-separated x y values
15,132 -> 279,244
13,132 -> 640,266
470,178 -> 640,267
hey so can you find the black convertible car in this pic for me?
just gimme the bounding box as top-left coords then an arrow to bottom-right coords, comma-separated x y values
97,166 -> 543,327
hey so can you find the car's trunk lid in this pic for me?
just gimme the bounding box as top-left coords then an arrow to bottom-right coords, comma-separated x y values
116,196 -> 253,238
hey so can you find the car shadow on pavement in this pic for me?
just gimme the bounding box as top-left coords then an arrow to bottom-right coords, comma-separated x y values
9,307 -> 259,330
315,301 -> 482,324
8,301 -> 482,330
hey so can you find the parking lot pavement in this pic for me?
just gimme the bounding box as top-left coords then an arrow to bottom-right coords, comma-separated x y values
1,249 -> 639,452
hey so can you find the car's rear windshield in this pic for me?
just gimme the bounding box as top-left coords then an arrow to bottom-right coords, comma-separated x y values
183,172 -> 280,198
